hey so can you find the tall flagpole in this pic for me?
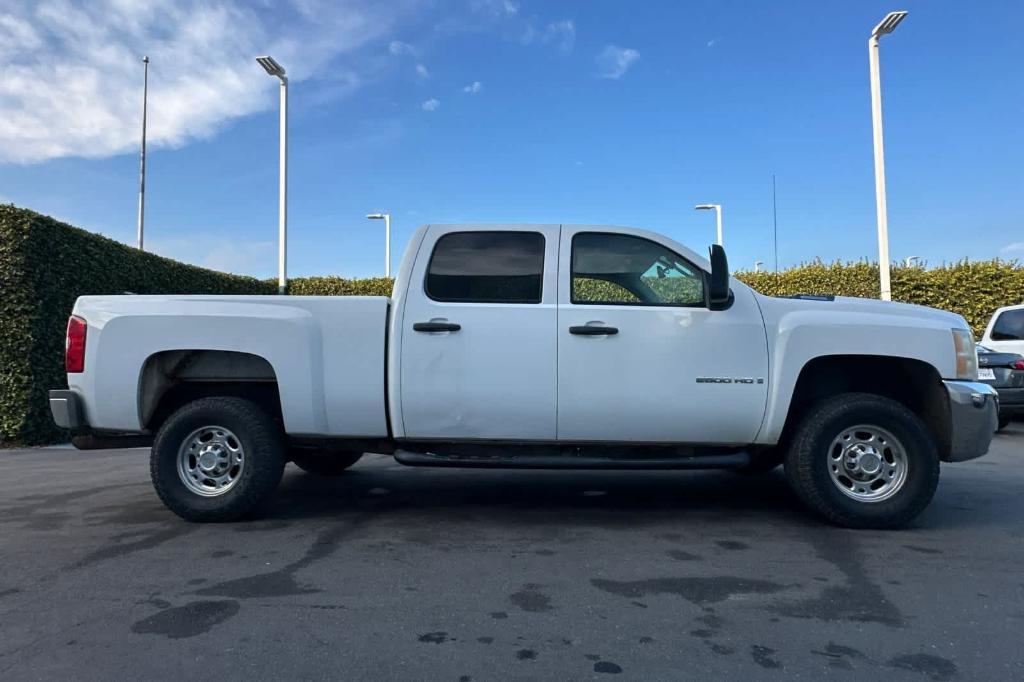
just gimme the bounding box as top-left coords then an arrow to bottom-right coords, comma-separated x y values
137,56 -> 149,250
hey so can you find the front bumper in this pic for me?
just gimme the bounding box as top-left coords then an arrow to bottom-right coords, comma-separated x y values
943,380 -> 998,462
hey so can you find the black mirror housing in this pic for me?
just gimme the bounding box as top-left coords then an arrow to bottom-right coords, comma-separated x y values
708,244 -> 732,310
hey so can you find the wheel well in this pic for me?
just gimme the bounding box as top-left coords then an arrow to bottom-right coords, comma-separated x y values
139,350 -> 282,432
782,355 -> 950,456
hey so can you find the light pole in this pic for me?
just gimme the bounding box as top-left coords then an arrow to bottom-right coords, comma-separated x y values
754,260 -> 763,273
366,213 -> 392,277
904,256 -> 920,267
868,10 -> 908,301
137,56 -> 149,250
694,204 -> 723,246
257,55 -> 288,295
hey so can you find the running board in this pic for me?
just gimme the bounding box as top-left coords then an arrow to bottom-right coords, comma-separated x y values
393,449 -> 750,470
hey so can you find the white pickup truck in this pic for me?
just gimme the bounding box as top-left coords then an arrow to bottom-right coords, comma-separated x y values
50,224 -> 997,528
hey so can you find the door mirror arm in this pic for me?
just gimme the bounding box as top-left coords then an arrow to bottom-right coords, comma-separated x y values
707,244 -> 733,311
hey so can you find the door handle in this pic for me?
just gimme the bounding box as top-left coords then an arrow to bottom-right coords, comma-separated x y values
569,325 -> 618,336
413,321 -> 461,332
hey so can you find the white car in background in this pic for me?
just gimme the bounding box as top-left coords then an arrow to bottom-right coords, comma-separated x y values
981,304 -> 1024,356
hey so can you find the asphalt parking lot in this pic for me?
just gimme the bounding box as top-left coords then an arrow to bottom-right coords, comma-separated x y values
1,426 -> 1022,681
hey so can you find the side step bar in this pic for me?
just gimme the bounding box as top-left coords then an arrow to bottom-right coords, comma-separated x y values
393,449 -> 750,470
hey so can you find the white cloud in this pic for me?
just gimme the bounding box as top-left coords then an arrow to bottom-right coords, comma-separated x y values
0,0 -> 404,164
462,81 -> 483,93
1001,242 -> 1024,255
707,39 -> 717,48
421,98 -> 440,111
149,234 -> 276,276
415,63 -> 430,78
596,45 -> 640,79
522,19 -> 575,53
471,0 -> 518,18
388,40 -> 416,56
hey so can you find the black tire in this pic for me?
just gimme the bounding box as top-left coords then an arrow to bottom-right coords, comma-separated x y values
151,397 -> 286,522
784,393 -> 939,529
290,448 -> 363,476
997,415 -> 1011,431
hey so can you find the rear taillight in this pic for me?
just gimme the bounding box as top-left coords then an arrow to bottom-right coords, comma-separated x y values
66,315 -> 87,373
1013,359 -> 1024,371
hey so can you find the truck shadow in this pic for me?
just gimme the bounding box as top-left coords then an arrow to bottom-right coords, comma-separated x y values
267,458 -> 808,527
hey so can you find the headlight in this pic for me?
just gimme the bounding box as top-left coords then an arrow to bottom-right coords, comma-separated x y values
952,328 -> 977,380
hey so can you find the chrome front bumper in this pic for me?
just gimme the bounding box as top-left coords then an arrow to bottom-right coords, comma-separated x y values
943,380 -> 998,462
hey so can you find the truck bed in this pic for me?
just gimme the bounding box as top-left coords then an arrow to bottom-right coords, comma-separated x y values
69,295 -> 390,437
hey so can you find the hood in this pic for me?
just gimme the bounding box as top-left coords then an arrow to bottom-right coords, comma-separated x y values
751,291 -> 970,331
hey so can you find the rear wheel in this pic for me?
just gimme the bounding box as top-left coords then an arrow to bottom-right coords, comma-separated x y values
151,397 -> 286,522
997,415 -> 1011,431
784,393 -> 939,529
290,448 -> 363,476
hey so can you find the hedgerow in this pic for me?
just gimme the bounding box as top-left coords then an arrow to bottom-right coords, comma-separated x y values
0,205 -> 273,445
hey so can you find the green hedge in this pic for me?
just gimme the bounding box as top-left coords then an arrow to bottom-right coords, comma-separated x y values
287,276 -> 393,297
735,260 -> 1024,336
0,205 -> 273,446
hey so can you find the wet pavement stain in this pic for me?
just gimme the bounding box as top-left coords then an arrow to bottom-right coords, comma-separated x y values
489,611 -> 508,619
812,642 -> 867,671
417,632 -> 450,644
768,530 -> 904,627
509,584 -> 553,612
903,545 -> 942,555
590,576 -> 786,605
594,661 -> 623,674
751,645 -> 782,669
516,649 -> 537,660
130,600 -> 240,639
195,518 -> 366,599
716,540 -> 749,550
667,550 -> 702,561
477,636 -> 494,644
887,653 -> 958,681
69,525 -> 197,570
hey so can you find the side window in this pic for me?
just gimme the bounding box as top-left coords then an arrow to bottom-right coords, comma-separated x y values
992,310 -> 1024,341
571,233 -> 705,307
426,231 -> 545,303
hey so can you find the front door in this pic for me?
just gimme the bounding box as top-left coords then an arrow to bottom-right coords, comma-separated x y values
556,227 -> 769,444
400,225 -> 560,440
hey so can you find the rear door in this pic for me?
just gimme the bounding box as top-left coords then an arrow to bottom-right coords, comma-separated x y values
399,226 -> 560,440
556,227 -> 769,444
984,308 -> 1024,356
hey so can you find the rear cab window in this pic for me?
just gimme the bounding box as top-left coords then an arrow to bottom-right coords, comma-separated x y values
992,309 -> 1024,341
425,231 -> 545,304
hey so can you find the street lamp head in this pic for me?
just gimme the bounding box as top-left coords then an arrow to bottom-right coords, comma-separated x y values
366,213 -> 387,220
694,204 -> 719,211
256,55 -> 286,78
872,11 -> 907,38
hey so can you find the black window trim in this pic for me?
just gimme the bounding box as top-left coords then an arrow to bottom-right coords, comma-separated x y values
423,230 -> 546,305
569,231 -> 709,309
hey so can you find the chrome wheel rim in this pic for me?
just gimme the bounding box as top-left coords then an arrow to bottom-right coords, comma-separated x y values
177,426 -> 245,497
827,424 -> 908,503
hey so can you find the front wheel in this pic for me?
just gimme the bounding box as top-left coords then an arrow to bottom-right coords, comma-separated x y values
151,397 -> 286,522
784,393 -> 939,529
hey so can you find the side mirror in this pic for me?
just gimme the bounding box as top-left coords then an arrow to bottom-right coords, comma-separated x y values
708,244 -> 732,310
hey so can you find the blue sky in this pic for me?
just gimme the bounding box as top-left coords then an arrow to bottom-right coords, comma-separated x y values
1,0 -> 1021,278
